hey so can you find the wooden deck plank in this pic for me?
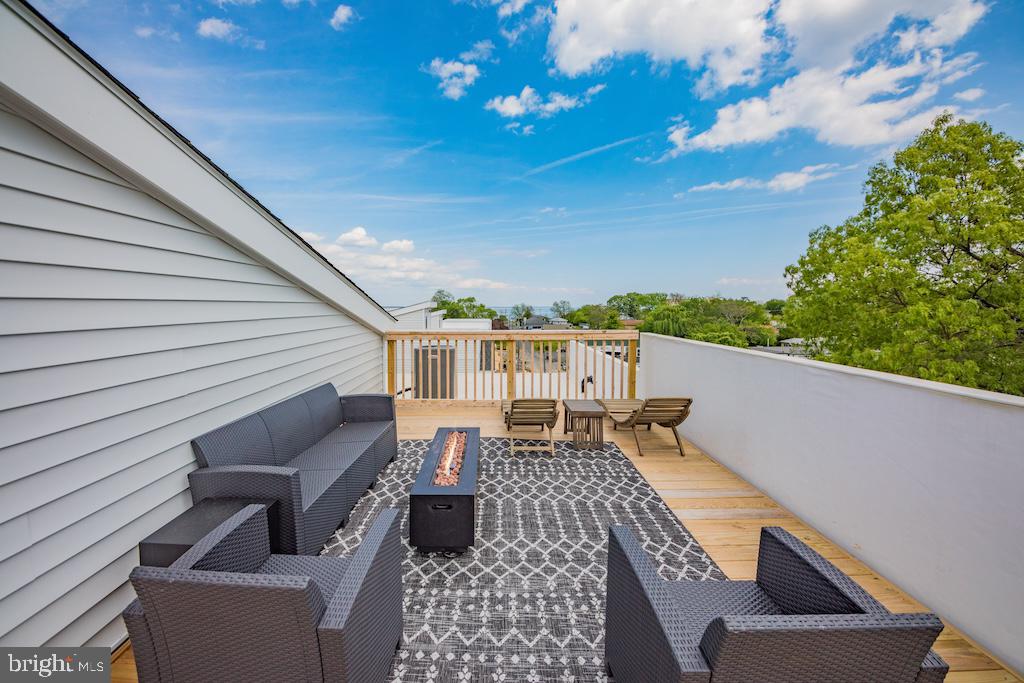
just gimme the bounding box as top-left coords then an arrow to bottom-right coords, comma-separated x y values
109,403 -> 1022,682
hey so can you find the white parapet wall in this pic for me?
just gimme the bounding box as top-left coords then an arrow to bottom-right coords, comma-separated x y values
639,333 -> 1024,675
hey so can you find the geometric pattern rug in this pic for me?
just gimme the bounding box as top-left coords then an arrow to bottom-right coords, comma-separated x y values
323,437 -> 725,682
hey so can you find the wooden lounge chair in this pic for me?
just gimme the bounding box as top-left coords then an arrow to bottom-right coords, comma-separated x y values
501,399 -> 558,456
603,397 -> 692,457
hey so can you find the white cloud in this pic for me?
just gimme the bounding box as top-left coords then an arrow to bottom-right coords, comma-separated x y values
497,0 -> 531,18
337,226 -> 378,247
895,0 -> 988,52
484,83 -> 605,119
664,55 -> 963,156
196,17 -> 264,48
776,0 -> 987,69
135,25 -> 180,41
504,122 -> 535,136
424,59 -> 481,100
690,163 -> 840,192
954,87 -> 984,102
197,17 -> 239,40
382,239 -> 415,253
460,39 -> 497,62
302,230 -> 511,289
329,4 -> 355,30
210,0 -> 259,6
547,0 -> 774,93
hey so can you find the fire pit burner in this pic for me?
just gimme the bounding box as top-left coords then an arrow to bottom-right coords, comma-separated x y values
432,431 -> 466,486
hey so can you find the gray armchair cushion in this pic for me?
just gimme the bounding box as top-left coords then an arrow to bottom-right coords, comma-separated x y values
192,413 -> 274,467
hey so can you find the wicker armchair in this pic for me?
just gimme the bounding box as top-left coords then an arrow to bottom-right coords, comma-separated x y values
605,525 -> 948,682
125,504 -> 403,683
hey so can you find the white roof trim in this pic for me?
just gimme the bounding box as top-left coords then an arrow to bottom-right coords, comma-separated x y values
387,301 -> 437,315
0,0 -> 396,332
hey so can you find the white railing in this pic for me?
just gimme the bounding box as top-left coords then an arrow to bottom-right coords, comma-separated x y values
385,330 -> 638,401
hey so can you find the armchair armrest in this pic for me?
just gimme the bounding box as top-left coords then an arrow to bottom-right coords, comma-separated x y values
340,393 -> 395,423
700,613 -> 944,680
318,508 -> 403,682
188,465 -> 304,553
122,599 -> 160,683
170,504 -> 271,573
606,526 -> 711,682
756,526 -> 884,615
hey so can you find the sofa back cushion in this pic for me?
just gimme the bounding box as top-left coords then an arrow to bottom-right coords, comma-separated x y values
131,568 -> 326,683
300,383 -> 343,441
260,395 -> 317,465
191,413 -> 275,467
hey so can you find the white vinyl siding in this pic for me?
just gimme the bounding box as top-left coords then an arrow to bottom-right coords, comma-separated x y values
0,107 -> 384,648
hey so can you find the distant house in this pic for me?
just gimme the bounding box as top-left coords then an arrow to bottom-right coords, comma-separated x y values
542,317 -> 570,329
619,318 -> 644,329
387,301 -> 444,330
522,315 -> 549,329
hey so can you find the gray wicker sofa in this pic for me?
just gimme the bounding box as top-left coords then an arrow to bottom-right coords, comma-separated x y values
188,384 -> 397,555
124,504 -> 402,683
605,525 -> 948,682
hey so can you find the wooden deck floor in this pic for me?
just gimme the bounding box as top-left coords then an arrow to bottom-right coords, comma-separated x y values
112,403 -> 1021,682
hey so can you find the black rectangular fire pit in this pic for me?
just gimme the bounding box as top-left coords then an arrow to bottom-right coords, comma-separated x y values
409,427 -> 479,553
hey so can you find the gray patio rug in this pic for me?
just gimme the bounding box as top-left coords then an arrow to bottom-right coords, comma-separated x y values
323,437 -> 725,682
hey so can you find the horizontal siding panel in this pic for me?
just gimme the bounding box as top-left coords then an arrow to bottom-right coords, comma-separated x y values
0,443 -> 196,563
0,112 -> 131,187
0,336 -> 379,452
0,262 -> 312,303
26,556 -> 139,648
0,316 -> 358,373
0,148 -> 201,232
0,107 -> 386,648
0,187 -> 261,266
0,490 -> 192,642
0,343 -> 382,509
0,224 -> 289,286
50,583 -> 136,649
0,299 -> 339,335
0,322 -> 366,409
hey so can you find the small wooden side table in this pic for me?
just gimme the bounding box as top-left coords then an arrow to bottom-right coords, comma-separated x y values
562,399 -> 605,449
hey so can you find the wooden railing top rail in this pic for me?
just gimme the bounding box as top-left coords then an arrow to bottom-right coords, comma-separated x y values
385,329 -> 639,340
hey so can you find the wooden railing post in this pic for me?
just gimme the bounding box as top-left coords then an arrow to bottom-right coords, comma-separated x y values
506,338 -> 516,399
627,338 -> 638,399
386,338 -> 396,396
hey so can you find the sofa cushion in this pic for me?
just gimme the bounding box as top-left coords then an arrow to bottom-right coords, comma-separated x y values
287,440 -> 369,471
258,554 -> 350,600
322,421 -> 393,444
300,384 -> 343,442
260,395 -> 316,465
191,413 -> 275,467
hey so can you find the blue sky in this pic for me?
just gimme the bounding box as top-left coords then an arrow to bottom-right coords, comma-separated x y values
37,0 -> 1024,307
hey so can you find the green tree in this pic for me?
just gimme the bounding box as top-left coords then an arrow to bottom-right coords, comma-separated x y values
551,300 -> 575,318
786,114 -> 1024,395
764,298 -> 787,316
606,292 -> 668,319
430,289 -> 497,319
510,303 -> 534,324
569,304 -> 615,329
